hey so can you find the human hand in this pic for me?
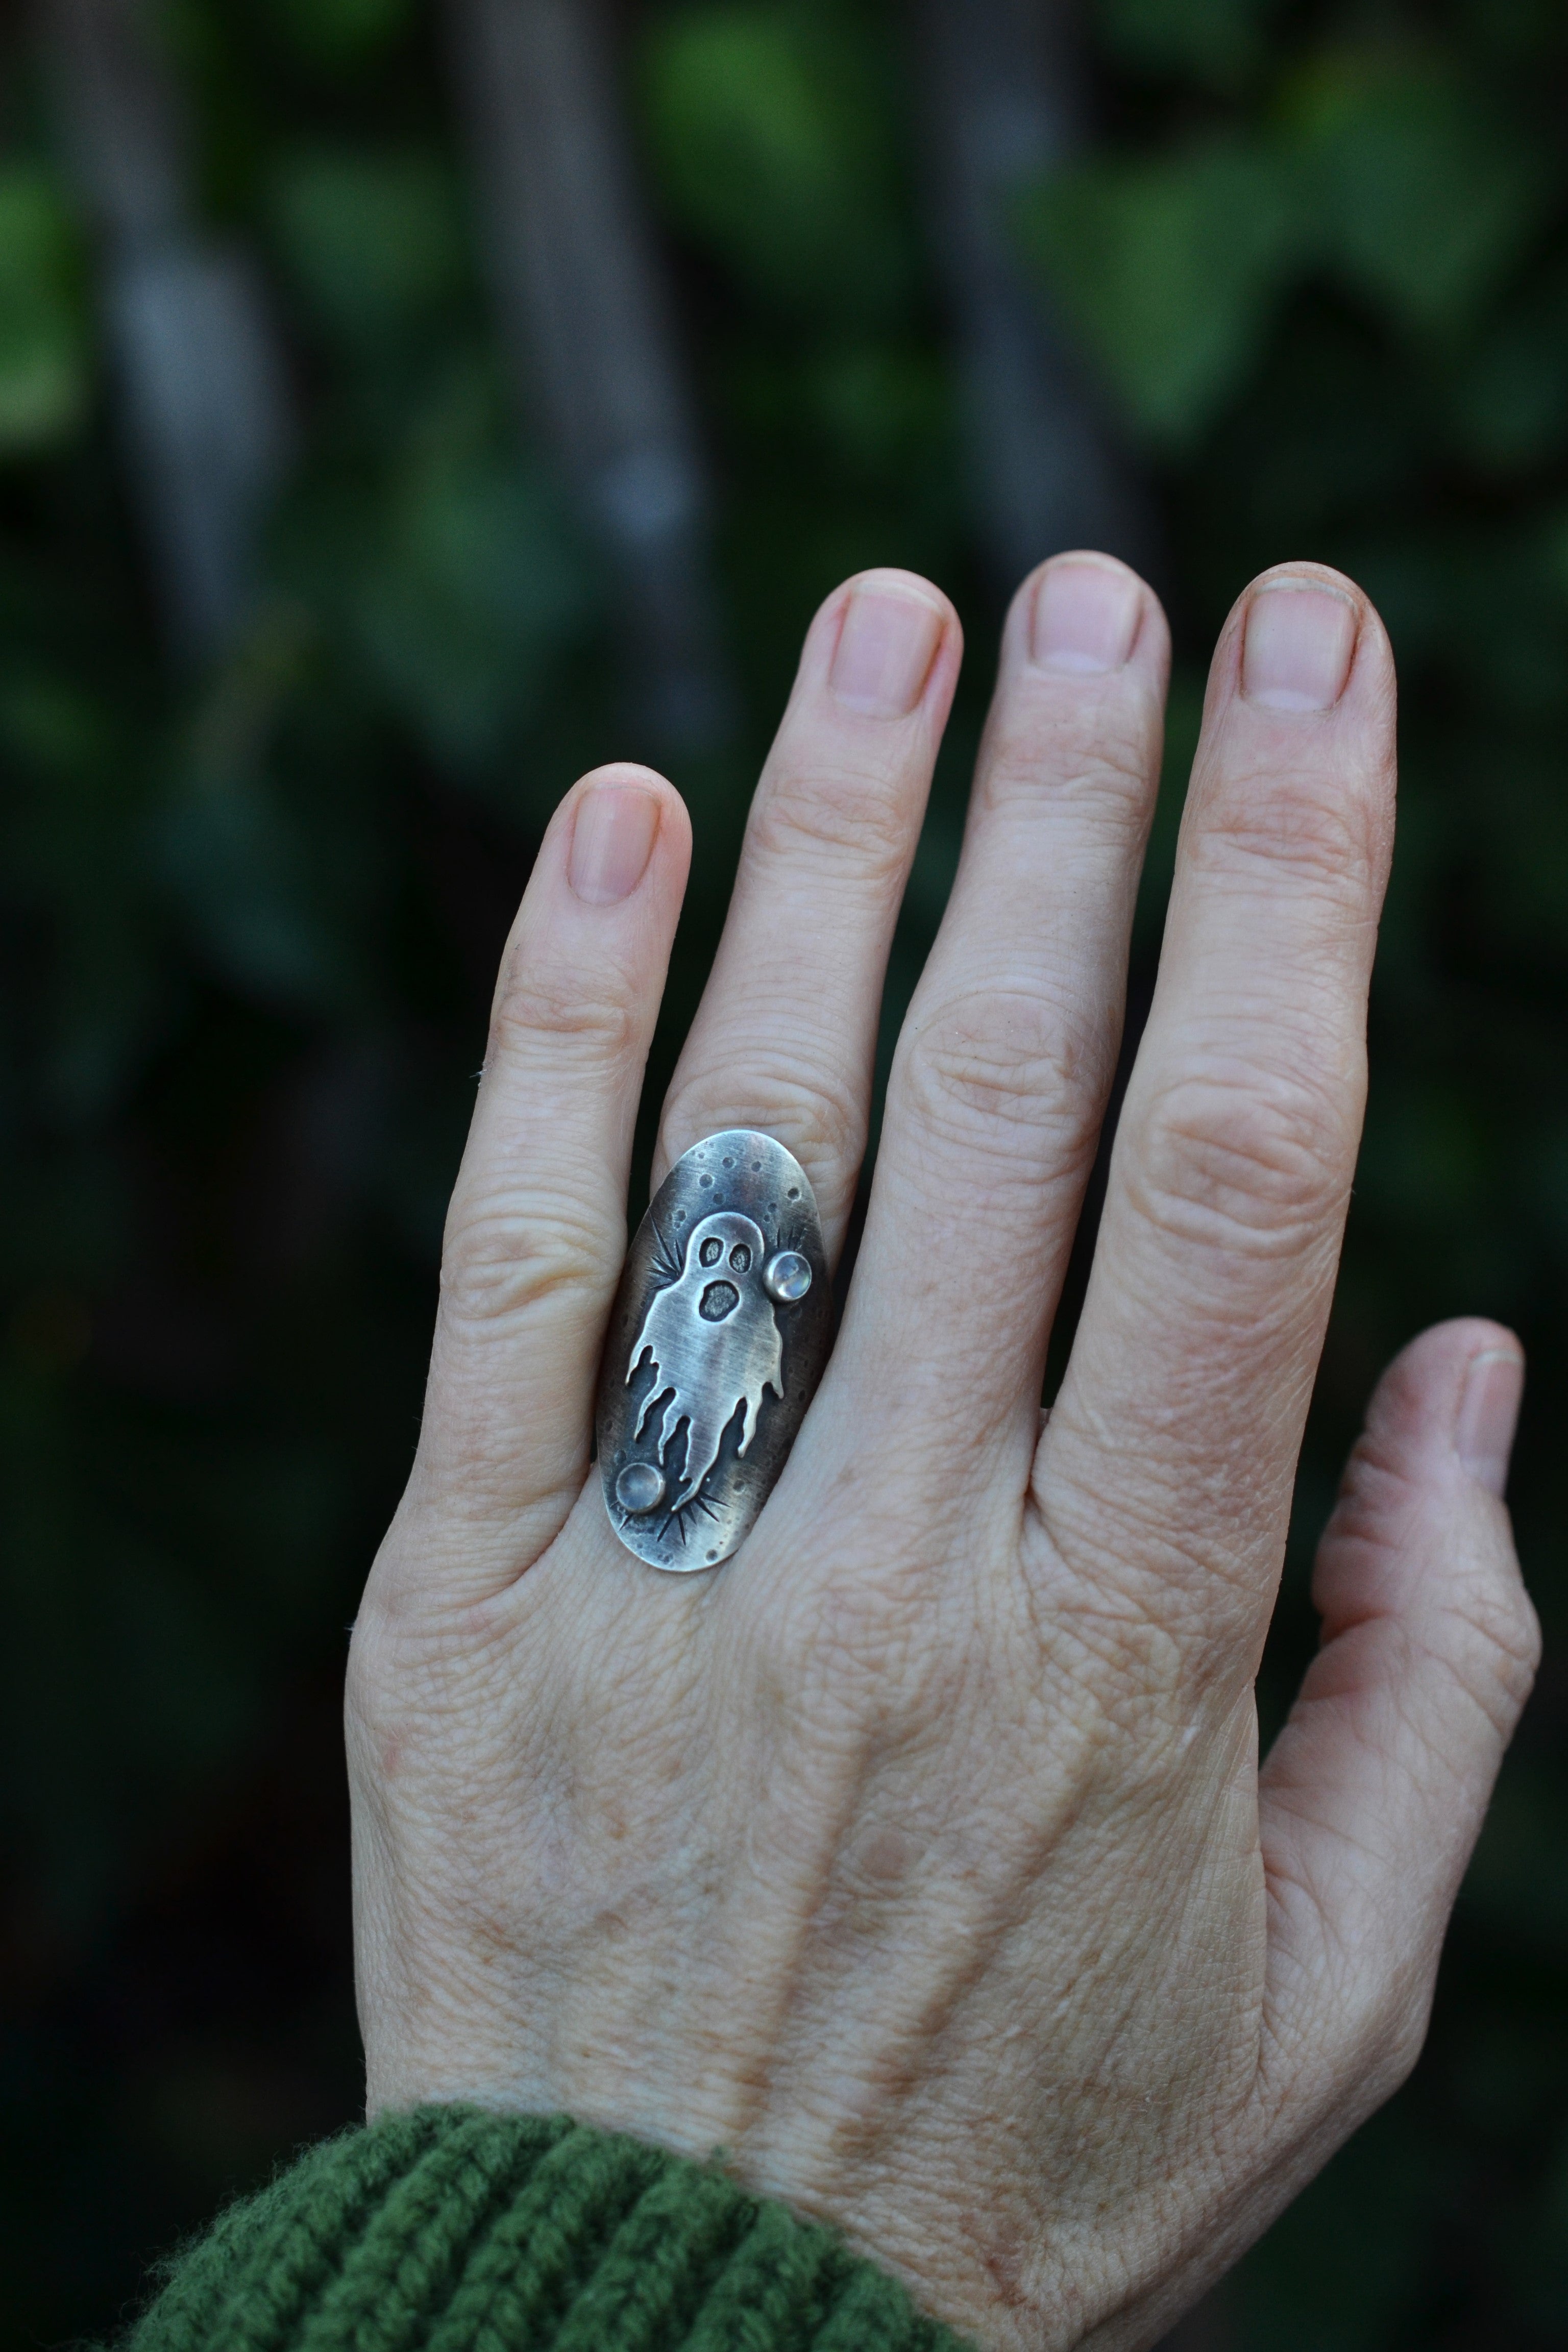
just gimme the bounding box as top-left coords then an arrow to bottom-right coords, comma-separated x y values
347,556 -> 1536,2349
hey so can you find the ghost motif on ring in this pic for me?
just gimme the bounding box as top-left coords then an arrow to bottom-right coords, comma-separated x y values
598,1128 -> 829,1568
623,1209 -> 806,1512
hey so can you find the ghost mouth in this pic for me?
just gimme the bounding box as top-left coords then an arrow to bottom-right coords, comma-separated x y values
698,1280 -> 741,1321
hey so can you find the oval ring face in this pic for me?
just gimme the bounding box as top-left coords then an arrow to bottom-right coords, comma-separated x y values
596,1131 -> 833,1571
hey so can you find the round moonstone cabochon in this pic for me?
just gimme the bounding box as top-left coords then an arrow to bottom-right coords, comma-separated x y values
763,1250 -> 813,1304
615,1461 -> 666,1514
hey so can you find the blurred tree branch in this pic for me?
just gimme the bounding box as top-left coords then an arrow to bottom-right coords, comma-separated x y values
443,0 -> 729,751
36,0 -> 292,661
911,0 -> 1151,587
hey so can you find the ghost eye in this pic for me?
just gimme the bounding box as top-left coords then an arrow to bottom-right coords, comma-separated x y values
728,1243 -> 752,1272
699,1237 -> 722,1266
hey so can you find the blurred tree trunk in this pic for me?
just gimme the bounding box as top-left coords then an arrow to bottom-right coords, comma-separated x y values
444,0 -> 728,752
38,0 -> 291,662
911,0 -> 1150,590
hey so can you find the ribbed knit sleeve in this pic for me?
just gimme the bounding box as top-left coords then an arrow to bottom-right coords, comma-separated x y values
124,2106 -> 978,2352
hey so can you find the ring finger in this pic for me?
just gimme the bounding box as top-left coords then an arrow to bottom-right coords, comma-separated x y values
824,553 -> 1168,1490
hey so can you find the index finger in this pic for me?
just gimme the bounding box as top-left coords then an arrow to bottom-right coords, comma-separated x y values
1035,565 -> 1396,1660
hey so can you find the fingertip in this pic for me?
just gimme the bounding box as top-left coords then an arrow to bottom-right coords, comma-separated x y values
1178,559 -> 1396,899
1317,1319 -> 1530,1631
825,565 -> 960,637
1362,1317 -> 1524,1490
1238,560 -> 1382,642
1010,550 -> 1168,681
560,761 -> 691,836
558,764 -> 692,908
1453,1333 -> 1526,1501
1212,561 -> 1393,720
1246,558 -> 1371,606
1384,1313 -> 1523,1384
808,568 -> 963,722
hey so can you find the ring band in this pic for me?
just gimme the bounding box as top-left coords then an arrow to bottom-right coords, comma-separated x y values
596,1130 -> 832,1570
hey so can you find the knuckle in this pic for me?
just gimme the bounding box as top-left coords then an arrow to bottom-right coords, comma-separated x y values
897,987 -> 1108,1165
1367,1944 -> 1442,2092
1502,1575 -> 1544,1687
343,1611 -> 385,1741
659,1057 -> 865,1194
1376,1997 -> 1434,2097
768,1558 -> 952,1744
1046,1586 -> 1195,1737
1262,1891 -> 1436,2126
981,706 -> 1158,832
1027,1500 -> 1253,1735
440,1191 -> 614,1328
1440,1556 -> 1541,1733
1129,1059 -> 1356,1260
749,753 -> 918,887
1335,1973 -> 1433,2113
1194,762 -> 1385,899
488,952 -> 637,1073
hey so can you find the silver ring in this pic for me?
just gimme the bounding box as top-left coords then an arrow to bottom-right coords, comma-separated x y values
596,1130 -> 832,1570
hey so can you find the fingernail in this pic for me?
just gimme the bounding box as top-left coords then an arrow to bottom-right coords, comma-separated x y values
568,785 -> 660,904
829,584 -> 944,718
1031,559 -> 1141,674
1454,1348 -> 1525,1497
1241,583 -> 1358,711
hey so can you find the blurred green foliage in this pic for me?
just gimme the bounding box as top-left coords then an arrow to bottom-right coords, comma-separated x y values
0,167 -> 90,455
1020,41 -> 1551,445
0,0 -> 1565,2344
642,5 -> 912,316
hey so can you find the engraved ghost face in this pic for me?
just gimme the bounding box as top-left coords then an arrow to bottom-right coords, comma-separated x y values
625,1210 -> 784,1508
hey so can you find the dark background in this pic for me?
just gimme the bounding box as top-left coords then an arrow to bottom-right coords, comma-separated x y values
3,1 -> 1566,2344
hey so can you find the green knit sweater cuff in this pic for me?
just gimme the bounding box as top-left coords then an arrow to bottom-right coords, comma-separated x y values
125,2104 -> 977,2351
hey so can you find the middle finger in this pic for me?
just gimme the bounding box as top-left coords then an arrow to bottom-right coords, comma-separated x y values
654,568 -> 961,1261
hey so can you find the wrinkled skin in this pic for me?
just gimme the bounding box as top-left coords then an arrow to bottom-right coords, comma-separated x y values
349,556 -> 1537,2349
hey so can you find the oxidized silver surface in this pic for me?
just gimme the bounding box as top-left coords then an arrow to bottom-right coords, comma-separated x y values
596,1130 -> 832,1571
